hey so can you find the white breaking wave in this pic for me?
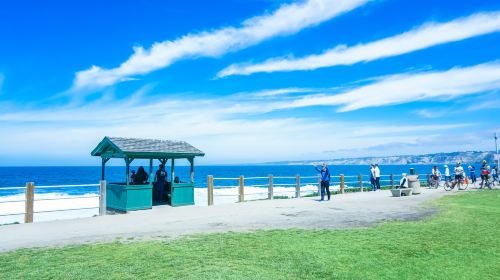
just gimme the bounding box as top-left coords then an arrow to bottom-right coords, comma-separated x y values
0,184 -> 337,224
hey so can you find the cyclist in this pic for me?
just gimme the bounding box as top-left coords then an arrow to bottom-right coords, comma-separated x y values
480,160 -> 490,187
453,162 -> 465,187
430,166 -> 441,188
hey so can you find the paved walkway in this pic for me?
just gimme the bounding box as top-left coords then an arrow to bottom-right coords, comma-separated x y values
0,189 -> 452,252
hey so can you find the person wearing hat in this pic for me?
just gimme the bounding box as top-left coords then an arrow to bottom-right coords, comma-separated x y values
444,165 -> 451,183
480,160 -> 489,186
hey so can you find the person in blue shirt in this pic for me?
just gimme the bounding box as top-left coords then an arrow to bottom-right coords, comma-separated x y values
314,162 -> 331,201
468,165 -> 476,184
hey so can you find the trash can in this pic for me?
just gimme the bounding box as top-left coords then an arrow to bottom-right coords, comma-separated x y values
408,175 -> 421,194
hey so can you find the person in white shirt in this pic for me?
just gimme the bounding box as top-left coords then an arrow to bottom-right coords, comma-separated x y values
431,166 -> 441,180
369,164 -> 376,191
444,165 -> 451,183
374,164 -> 381,191
398,173 -> 408,189
454,162 -> 465,183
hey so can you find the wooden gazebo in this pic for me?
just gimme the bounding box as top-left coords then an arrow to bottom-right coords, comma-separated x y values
91,137 -> 205,211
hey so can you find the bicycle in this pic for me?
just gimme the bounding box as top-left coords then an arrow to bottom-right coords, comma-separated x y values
444,176 -> 467,191
428,176 -> 440,189
479,175 -> 493,190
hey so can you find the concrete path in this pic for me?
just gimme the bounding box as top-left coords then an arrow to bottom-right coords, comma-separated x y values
0,189 -> 453,252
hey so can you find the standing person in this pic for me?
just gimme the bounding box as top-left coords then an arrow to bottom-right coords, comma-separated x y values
374,164 -> 381,191
154,164 -> 168,203
480,160 -> 489,186
369,164 -> 375,191
492,165 -> 498,184
314,163 -> 331,201
468,165 -> 476,184
444,165 -> 451,183
454,162 -> 465,185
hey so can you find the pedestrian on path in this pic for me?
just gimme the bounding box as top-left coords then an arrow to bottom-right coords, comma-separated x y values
374,164 -> 381,191
493,165 -> 498,184
444,165 -> 451,183
314,163 -> 331,201
468,165 -> 476,184
370,164 -> 375,191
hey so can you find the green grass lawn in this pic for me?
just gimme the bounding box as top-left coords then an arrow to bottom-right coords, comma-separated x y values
1,191 -> 499,279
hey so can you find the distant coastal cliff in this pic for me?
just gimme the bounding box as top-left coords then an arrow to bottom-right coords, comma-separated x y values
264,151 -> 497,165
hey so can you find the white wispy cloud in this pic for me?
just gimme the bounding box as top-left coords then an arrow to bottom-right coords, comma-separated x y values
0,86 -> 470,164
71,0 -> 369,92
217,11 -> 500,77
280,61 -> 500,112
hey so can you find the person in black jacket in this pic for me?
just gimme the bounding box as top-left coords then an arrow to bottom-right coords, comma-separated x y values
134,166 -> 149,185
154,164 -> 168,202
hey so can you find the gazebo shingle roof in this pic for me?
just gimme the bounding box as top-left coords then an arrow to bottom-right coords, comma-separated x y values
91,137 -> 205,158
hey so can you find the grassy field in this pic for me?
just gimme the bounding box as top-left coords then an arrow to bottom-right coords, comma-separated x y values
0,191 -> 499,279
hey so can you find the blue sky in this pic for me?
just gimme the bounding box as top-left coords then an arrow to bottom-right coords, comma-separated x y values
0,0 -> 499,165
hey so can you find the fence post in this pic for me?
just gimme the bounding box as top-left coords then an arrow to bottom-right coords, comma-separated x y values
390,174 -> 394,189
238,175 -> 244,202
207,175 -> 214,206
268,174 -> 273,200
358,174 -> 363,192
426,174 -> 430,187
295,175 -> 300,198
99,180 -> 106,215
317,175 -> 321,197
340,174 -> 345,194
24,182 -> 34,223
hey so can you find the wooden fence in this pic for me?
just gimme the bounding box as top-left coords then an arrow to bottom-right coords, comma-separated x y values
206,173 -> 421,206
0,174 -> 432,222
0,181 -> 106,224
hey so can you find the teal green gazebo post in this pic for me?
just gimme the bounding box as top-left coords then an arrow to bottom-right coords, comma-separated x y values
91,137 -> 205,212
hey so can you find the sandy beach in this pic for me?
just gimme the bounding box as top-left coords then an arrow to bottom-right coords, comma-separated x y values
0,188 -> 453,252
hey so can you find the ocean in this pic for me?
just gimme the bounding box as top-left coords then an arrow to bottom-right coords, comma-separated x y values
0,164 -> 478,224
0,164 -> 468,189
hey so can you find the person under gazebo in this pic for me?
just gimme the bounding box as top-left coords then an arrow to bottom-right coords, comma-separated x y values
134,166 -> 149,185
154,164 -> 168,202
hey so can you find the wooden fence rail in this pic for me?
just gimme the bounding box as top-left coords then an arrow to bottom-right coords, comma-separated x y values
0,182 -> 102,224
206,173 -> 432,206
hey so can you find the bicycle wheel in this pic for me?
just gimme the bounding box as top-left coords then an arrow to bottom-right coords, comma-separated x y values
444,181 -> 453,191
458,180 -> 468,190
486,180 -> 493,190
